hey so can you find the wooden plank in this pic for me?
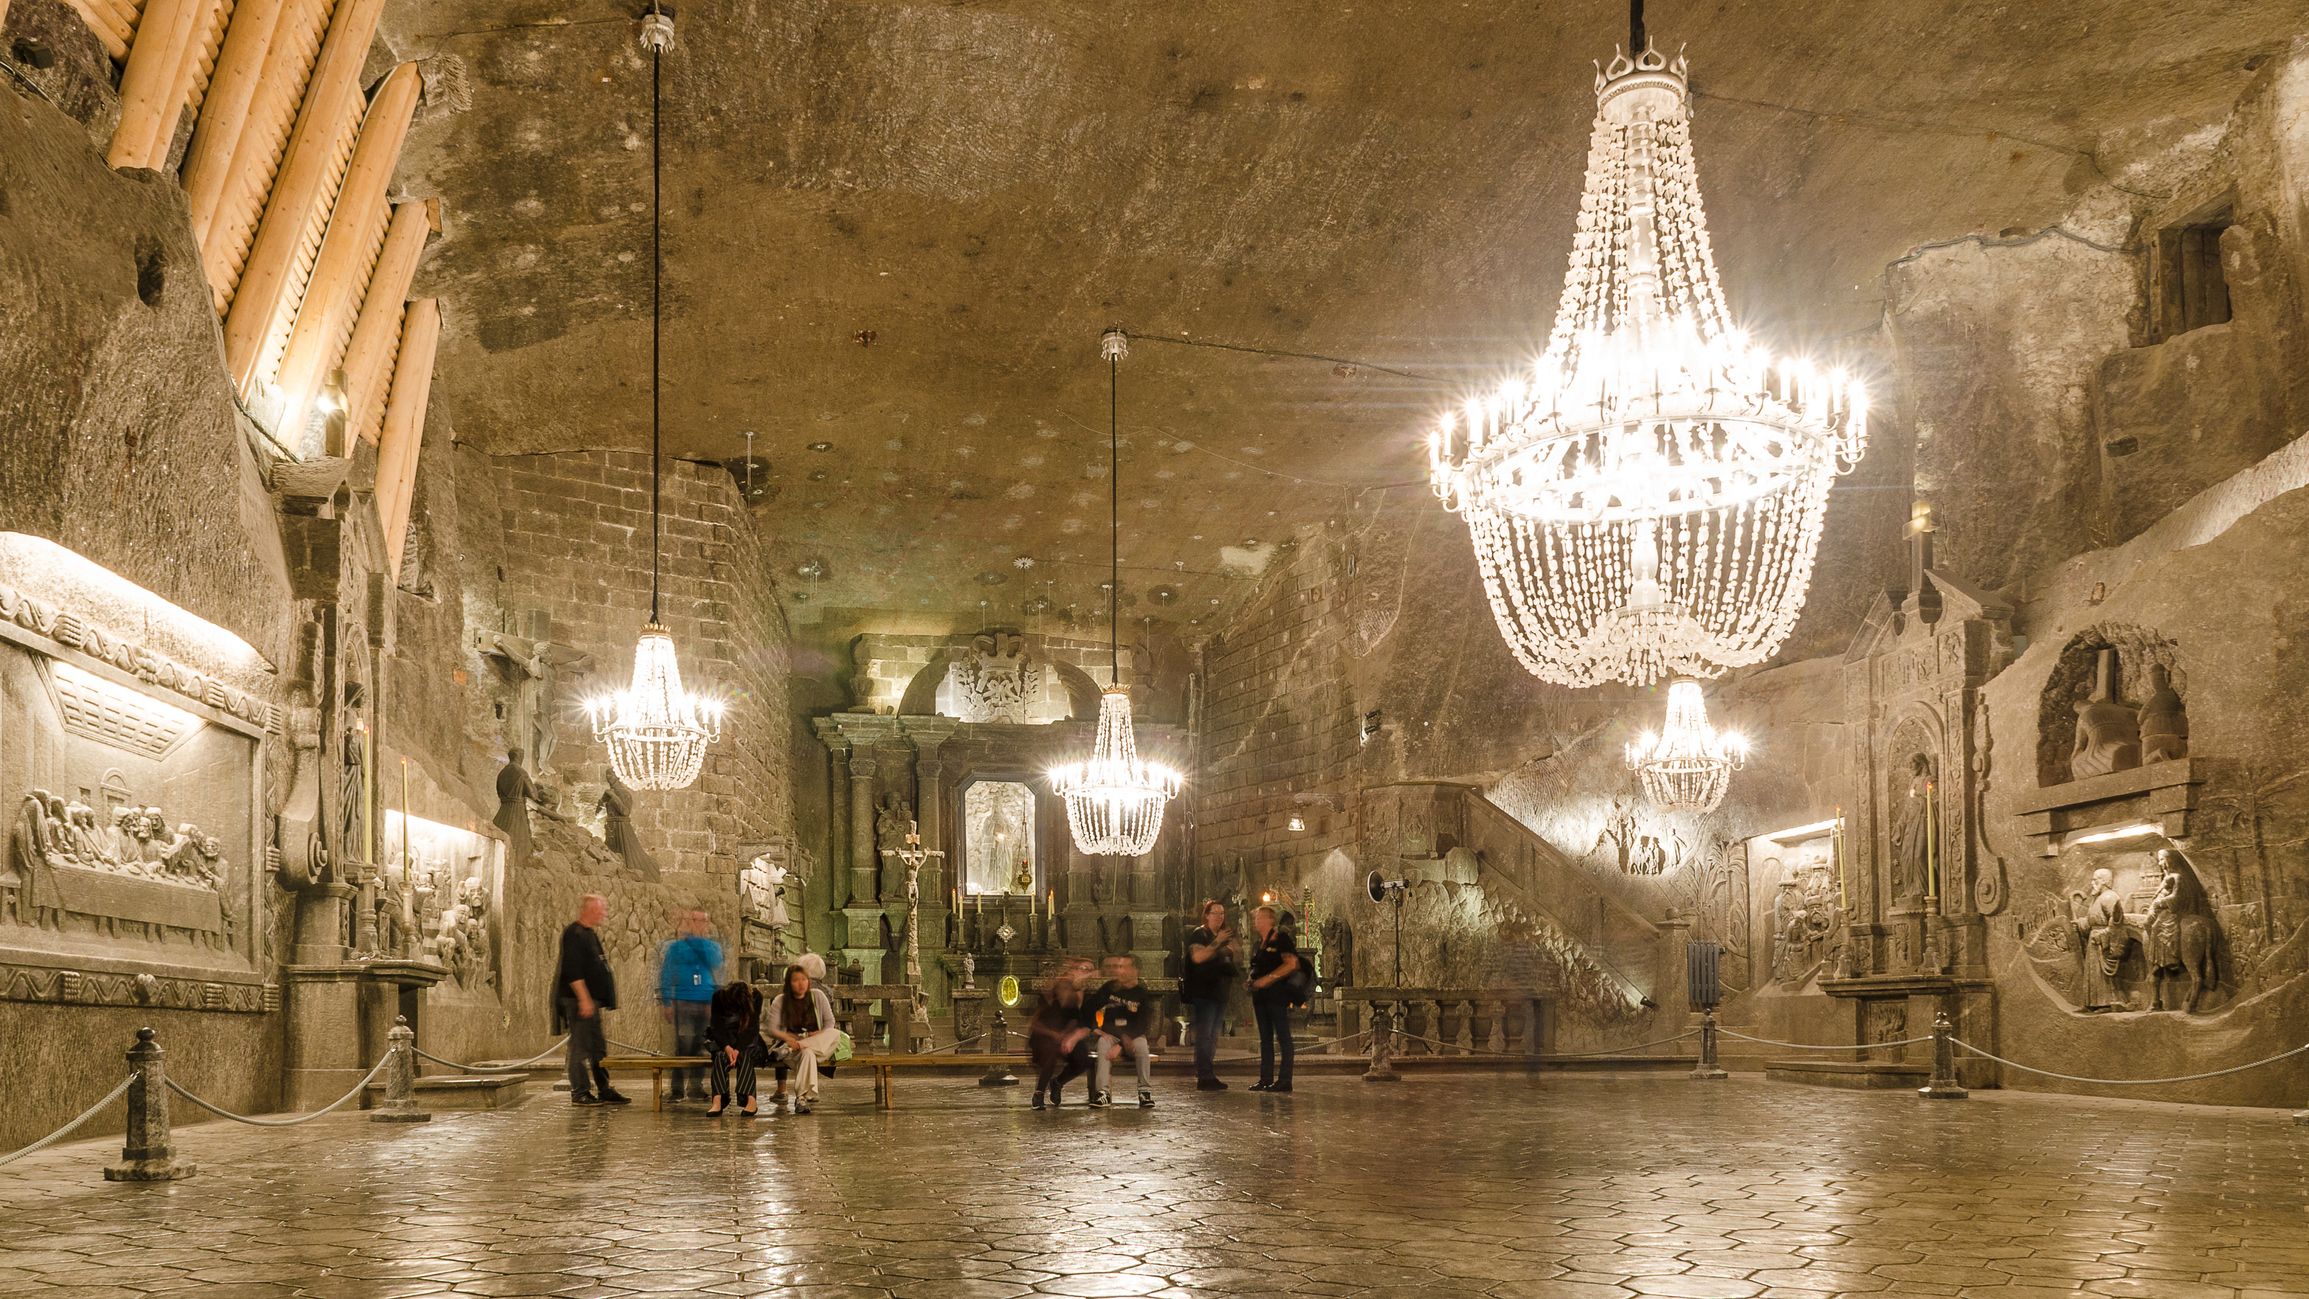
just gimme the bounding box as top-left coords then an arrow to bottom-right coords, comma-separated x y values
182,0 -> 284,245
198,0 -> 326,308
270,62 -> 419,435
107,0 -> 201,168
62,1 -> 132,61
375,297 -> 438,575
218,0 -> 385,389
338,198 -> 434,441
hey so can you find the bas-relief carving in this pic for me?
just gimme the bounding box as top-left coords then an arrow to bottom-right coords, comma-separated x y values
947,633 -> 1042,723
0,583 -> 278,733
2030,846 -> 2227,1016
1594,799 -> 1684,878
1766,852 -> 1843,988
0,963 -> 275,1013
962,781 -> 1035,896
2070,648 -> 2142,781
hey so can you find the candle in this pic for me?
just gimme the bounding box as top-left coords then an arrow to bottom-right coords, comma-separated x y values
1833,806 -> 1846,912
1925,780 -> 1939,904
1046,887 -> 1055,920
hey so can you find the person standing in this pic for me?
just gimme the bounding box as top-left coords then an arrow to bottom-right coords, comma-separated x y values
658,909 -> 722,1102
1245,904 -> 1300,1093
1182,900 -> 1238,1090
555,893 -> 629,1106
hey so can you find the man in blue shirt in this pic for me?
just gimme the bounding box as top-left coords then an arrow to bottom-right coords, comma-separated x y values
659,909 -> 723,1102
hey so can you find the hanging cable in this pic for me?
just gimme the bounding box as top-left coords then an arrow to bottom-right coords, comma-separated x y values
1108,340 -> 1120,684
647,2 -> 664,624
1630,0 -> 1646,53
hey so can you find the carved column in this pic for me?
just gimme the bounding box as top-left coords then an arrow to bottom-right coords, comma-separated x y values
849,753 -> 881,905
825,737 -> 852,903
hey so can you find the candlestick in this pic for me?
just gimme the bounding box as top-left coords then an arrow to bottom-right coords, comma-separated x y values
1833,806 -> 1847,912
1924,780 -> 1939,906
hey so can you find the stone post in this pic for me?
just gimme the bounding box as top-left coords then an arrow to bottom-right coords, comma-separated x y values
977,1006 -> 1018,1086
827,738 -> 852,899
370,1016 -> 431,1123
106,1028 -> 195,1182
1690,1007 -> 1728,1081
1919,1011 -> 1969,1100
1363,998 -> 1400,1082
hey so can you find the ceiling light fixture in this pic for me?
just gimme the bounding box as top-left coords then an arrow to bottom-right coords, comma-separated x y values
585,3 -> 722,792
1425,0 -> 1868,687
1049,330 -> 1182,857
1626,679 -> 1747,812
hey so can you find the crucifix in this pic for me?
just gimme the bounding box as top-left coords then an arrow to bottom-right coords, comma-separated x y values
880,820 -> 944,1027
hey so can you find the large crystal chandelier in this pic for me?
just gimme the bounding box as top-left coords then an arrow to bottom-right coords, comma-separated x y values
1049,331 -> 1183,856
1626,679 -> 1747,812
585,5 -> 723,792
1426,0 -> 1868,687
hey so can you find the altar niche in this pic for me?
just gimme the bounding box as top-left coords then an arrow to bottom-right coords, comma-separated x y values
0,636 -> 268,995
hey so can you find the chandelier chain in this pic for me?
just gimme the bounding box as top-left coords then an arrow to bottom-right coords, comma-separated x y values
1109,344 -> 1119,683
648,3 -> 662,623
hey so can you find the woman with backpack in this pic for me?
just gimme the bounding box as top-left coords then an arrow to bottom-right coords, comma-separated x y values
1245,904 -> 1302,1093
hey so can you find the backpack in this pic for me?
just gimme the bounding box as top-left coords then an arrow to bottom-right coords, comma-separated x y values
1281,937 -> 1314,1006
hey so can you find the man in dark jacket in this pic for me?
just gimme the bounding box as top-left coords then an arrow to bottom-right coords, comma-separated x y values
554,893 -> 629,1106
1086,954 -> 1160,1108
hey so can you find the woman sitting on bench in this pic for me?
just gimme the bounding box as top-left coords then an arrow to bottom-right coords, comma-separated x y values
705,978 -> 768,1118
766,962 -> 840,1114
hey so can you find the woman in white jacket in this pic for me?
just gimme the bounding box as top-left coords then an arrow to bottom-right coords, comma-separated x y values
765,962 -> 840,1113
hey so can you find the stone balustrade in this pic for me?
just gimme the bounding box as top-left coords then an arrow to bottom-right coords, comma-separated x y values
1331,988 -> 1548,1056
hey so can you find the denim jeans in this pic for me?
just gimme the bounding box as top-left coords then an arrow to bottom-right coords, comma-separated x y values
1254,998 -> 1293,1085
670,1000 -> 710,1097
1188,997 -> 1225,1080
561,997 -> 609,1098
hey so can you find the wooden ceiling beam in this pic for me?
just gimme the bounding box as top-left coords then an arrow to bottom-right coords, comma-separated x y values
341,198 -> 437,442
376,297 -> 441,576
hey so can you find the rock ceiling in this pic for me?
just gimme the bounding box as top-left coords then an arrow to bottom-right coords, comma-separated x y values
388,0 -> 2299,633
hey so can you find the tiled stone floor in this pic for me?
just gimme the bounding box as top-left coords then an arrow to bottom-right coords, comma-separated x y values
2,1073 -> 2306,1298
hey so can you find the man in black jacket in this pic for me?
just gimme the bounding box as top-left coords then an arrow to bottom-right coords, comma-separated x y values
554,894 -> 630,1106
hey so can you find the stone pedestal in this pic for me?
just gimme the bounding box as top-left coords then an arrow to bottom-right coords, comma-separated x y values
105,1028 -> 195,1182
283,958 -> 445,1109
837,906 -> 888,987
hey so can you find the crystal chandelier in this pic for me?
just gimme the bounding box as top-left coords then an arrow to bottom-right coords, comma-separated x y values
586,5 -> 723,792
1426,0 -> 1867,687
1049,330 -> 1182,856
1626,679 -> 1747,813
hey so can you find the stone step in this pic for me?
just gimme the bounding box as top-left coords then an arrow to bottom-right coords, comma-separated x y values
1764,1058 -> 1932,1090
364,1073 -> 530,1111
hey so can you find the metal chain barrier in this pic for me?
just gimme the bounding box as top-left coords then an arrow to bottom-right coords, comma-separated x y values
411,1036 -> 570,1073
1721,1030 -> 1934,1052
0,1076 -> 136,1170
166,1053 -> 392,1128
1951,1037 -> 2309,1087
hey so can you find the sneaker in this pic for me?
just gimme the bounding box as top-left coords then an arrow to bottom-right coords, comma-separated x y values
599,1090 -> 633,1106
1031,1090 -> 1047,1111
1138,1090 -> 1154,1109
1196,1078 -> 1227,1091
1087,1091 -> 1111,1108
570,1094 -> 604,1107
793,1099 -> 813,1115
1272,1081 -> 1293,1093
1247,1081 -> 1274,1092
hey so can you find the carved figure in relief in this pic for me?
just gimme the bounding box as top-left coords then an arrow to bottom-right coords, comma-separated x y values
2142,848 -> 2218,1012
15,789 -> 225,891
874,794 -> 914,860
2069,648 -> 2141,780
595,767 -> 656,876
2138,664 -> 2188,763
1888,752 -> 1934,901
494,748 -> 539,866
2069,867 -> 2134,1012
949,632 -> 1042,723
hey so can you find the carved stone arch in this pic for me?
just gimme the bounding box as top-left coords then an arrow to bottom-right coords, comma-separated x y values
896,649 -> 961,716
2035,623 -> 2183,786
1047,660 -> 1099,719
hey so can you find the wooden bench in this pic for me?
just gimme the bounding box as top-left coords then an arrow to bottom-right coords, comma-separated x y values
849,1053 -> 1033,1111
597,1054 -> 710,1111
601,1051 -> 1035,1111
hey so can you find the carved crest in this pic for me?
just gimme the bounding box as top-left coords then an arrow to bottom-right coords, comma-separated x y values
949,632 -> 1041,723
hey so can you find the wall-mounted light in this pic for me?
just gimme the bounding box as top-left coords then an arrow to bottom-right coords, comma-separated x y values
1286,814 -> 1307,833
1762,818 -> 1839,844
2068,821 -> 2161,847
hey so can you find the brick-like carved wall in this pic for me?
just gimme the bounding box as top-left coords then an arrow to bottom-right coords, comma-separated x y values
488,452 -> 792,880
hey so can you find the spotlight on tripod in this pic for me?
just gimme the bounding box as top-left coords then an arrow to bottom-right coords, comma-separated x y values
1364,871 -> 1412,990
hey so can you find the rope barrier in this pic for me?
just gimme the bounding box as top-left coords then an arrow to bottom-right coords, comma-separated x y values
1720,1030 -> 1934,1052
1950,1038 -> 2309,1087
166,1053 -> 392,1128
913,1033 -> 988,1056
412,1036 -> 569,1073
0,1076 -> 136,1170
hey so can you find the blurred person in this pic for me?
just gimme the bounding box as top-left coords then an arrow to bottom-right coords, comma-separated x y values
554,894 -> 629,1106
658,909 -> 723,1102
1029,957 -> 1096,1110
1182,899 -> 1238,1090
1245,904 -> 1301,1093
765,962 -> 839,1114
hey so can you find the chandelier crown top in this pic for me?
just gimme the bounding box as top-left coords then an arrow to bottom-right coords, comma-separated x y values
1595,40 -> 1685,91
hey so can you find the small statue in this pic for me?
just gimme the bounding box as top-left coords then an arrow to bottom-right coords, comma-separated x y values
2138,664 -> 2188,763
493,748 -> 539,866
873,793 -> 913,860
962,950 -> 976,989
2070,648 -> 2141,780
2068,866 -> 2134,1012
1889,753 -> 1935,900
2143,848 -> 2219,1012
595,767 -> 656,877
